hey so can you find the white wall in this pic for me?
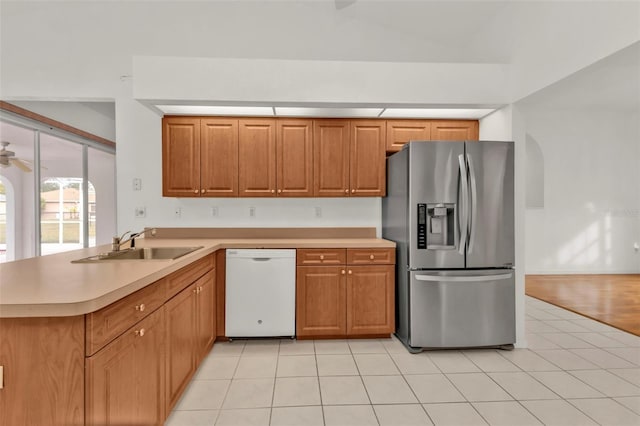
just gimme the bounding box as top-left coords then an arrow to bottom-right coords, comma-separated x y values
521,108 -> 640,273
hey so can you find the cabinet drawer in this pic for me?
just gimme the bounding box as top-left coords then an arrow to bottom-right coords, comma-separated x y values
166,254 -> 215,299
297,249 -> 346,266
86,278 -> 166,356
347,248 -> 395,265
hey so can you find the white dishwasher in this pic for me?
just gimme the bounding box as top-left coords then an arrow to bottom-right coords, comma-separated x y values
225,249 -> 296,337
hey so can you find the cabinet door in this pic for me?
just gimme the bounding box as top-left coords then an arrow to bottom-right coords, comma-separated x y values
431,120 -> 479,141
350,120 -> 386,196
346,265 -> 395,335
277,119 -> 313,197
195,270 -> 216,363
239,118 -> 276,197
86,309 -> 165,426
296,266 -> 347,337
165,284 -> 196,411
201,118 -> 239,197
386,120 -> 431,153
0,317 -> 84,426
162,117 -> 201,197
313,119 -> 350,197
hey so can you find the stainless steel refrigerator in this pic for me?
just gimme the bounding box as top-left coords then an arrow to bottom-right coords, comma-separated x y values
382,141 -> 515,352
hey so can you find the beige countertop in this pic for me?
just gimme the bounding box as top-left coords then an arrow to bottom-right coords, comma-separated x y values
0,237 -> 395,318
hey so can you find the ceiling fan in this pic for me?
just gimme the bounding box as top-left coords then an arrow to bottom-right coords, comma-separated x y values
0,141 -> 33,172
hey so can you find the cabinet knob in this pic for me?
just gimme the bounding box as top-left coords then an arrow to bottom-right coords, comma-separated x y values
135,303 -> 145,312
351,189 -> 355,193
193,288 -> 198,294
194,189 -> 199,194
271,189 -> 275,194
277,189 -> 282,193
198,286 -> 203,294
135,328 -> 145,337
320,255 -> 324,260
201,189 -> 205,194
369,254 -> 375,260
348,270 -> 353,275
341,270 -> 346,275
344,189 -> 349,193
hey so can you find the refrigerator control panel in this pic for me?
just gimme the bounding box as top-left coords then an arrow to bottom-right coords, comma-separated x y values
417,204 -> 427,249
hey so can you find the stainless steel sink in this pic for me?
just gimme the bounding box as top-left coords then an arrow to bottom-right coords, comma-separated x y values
72,246 -> 204,263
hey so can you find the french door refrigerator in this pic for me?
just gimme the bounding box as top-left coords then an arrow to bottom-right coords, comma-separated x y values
382,141 -> 515,352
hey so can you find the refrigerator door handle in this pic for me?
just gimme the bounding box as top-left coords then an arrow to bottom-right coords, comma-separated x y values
466,153 -> 478,254
415,273 -> 514,282
457,154 -> 469,255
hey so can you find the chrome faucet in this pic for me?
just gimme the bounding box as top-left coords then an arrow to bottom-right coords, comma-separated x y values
111,228 -> 156,252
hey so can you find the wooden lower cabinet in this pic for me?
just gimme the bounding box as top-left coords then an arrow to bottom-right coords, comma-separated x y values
296,249 -> 395,338
86,309 -> 165,426
296,266 -> 347,337
166,270 -> 216,410
346,265 -> 395,335
0,316 -> 85,426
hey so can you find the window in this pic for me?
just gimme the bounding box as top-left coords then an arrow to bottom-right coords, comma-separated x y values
0,118 -> 115,262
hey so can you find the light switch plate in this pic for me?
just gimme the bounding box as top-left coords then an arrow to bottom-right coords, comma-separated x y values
133,178 -> 142,191
134,207 -> 146,218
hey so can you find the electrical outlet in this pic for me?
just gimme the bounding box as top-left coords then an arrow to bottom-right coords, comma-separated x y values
249,207 -> 256,217
174,207 -> 181,218
211,206 -> 218,217
133,178 -> 142,191
315,206 -> 322,218
134,207 -> 146,218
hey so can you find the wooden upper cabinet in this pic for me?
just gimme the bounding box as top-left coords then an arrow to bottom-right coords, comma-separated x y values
201,118 -> 239,197
162,117 -> 201,197
277,119 -> 313,197
350,120 -> 386,197
239,118 -> 277,197
386,120 -> 431,153
313,119 -> 350,197
431,120 -> 479,141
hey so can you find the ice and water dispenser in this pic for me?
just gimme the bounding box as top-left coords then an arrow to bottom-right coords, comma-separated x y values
417,203 -> 456,250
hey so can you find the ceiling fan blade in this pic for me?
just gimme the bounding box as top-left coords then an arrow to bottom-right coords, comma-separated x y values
10,158 -> 32,172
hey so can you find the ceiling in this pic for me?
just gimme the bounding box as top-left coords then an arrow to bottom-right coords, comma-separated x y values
517,42 -> 640,111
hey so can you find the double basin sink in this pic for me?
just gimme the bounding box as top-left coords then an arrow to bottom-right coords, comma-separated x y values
72,246 -> 203,263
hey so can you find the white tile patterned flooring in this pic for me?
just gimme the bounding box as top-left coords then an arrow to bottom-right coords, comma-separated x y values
166,296 -> 640,426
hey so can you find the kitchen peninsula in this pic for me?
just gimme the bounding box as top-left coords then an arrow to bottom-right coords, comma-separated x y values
0,227 -> 395,425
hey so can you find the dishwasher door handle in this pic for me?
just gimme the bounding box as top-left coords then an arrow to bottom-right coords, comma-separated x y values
251,257 -> 273,262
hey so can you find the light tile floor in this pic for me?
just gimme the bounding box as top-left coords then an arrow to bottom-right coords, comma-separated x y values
166,296 -> 640,425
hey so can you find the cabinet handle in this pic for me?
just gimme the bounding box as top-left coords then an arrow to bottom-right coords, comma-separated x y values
201,189 -> 205,194
135,303 -> 145,312
135,328 -> 145,337
369,254 -> 375,260
351,189 -> 355,193
348,270 -> 353,275
198,286 -> 203,294
194,189 -> 198,194
320,255 -> 324,260
344,189 -> 349,193
193,288 -> 198,294
341,270 -> 346,275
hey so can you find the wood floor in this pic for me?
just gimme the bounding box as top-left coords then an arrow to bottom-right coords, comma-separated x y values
526,274 -> 640,336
